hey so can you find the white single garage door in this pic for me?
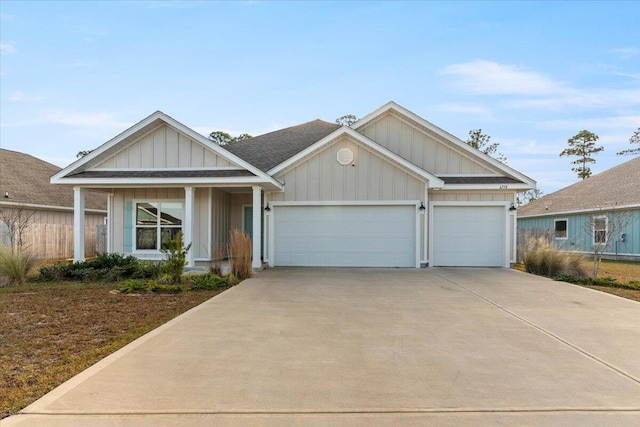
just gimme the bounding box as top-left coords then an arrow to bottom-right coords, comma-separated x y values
273,205 -> 416,267
432,205 -> 506,267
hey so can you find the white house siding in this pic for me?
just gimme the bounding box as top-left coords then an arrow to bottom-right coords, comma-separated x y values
358,112 -> 495,175
94,124 -> 236,169
270,136 -> 425,203
210,188 -> 230,255
429,192 -> 513,202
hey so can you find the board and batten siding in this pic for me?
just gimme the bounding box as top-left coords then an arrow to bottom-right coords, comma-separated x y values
429,192 -> 513,202
518,209 -> 640,257
358,112 -> 495,175
270,136 -> 426,203
95,124 -> 237,169
211,188 -> 230,254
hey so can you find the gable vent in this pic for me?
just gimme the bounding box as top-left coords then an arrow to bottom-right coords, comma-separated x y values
337,148 -> 354,165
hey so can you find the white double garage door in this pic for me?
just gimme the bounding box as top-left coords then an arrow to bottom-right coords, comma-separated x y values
271,204 -> 507,268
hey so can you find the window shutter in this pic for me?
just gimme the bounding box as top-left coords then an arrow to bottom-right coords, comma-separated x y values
124,201 -> 132,253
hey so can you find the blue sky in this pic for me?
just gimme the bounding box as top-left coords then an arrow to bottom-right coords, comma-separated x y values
1,1 -> 638,193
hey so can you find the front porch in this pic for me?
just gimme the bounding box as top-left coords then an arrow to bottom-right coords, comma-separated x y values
72,185 -> 269,269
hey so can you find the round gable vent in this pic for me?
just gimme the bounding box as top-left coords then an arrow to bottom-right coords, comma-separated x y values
337,148 -> 354,165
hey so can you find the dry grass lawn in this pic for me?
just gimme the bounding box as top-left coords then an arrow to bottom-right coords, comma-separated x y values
0,282 -> 227,419
588,259 -> 640,283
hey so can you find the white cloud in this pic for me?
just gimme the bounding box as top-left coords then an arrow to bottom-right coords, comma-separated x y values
45,110 -> 132,128
9,91 -> 44,102
0,41 -> 16,54
610,47 -> 639,60
440,60 -> 565,95
436,103 -> 493,118
508,88 -> 640,110
538,115 -> 640,131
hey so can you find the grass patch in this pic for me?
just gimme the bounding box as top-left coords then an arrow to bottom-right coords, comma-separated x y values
0,281 -> 230,419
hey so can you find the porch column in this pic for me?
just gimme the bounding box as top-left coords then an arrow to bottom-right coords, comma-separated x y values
184,187 -> 195,267
252,185 -> 262,269
73,187 -> 85,263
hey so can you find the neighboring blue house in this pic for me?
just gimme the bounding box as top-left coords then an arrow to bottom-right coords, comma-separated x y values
518,157 -> 640,261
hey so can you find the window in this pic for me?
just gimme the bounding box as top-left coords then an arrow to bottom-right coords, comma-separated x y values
135,202 -> 183,251
593,216 -> 608,245
554,219 -> 567,239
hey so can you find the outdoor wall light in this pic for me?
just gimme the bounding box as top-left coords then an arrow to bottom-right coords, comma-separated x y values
509,203 -> 517,211
264,203 -> 271,212
419,202 -> 425,211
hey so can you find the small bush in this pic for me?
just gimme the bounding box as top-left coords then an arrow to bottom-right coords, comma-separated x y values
160,232 -> 191,285
188,273 -> 228,290
0,248 -> 38,285
520,237 -> 587,278
228,229 -> 252,280
117,279 -> 148,293
146,280 -> 182,294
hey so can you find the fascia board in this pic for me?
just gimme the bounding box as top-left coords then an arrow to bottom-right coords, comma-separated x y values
442,183 -> 535,191
268,127 -> 445,188
518,203 -> 640,219
352,101 -> 537,188
51,111 -> 283,190
52,176 -> 282,187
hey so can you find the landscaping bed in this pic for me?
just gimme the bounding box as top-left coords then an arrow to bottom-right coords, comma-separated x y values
0,282 -> 228,419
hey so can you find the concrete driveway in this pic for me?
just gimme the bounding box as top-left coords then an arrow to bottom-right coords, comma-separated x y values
4,268 -> 640,426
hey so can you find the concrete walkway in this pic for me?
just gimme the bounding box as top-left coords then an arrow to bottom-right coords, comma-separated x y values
4,268 -> 640,426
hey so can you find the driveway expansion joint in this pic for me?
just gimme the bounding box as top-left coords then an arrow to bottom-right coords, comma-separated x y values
437,274 -> 640,387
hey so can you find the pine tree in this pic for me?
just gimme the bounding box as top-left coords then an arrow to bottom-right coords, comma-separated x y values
560,130 -> 603,179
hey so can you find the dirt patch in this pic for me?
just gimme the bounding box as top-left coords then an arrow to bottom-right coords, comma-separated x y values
583,285 -> 640,303
0,282 -> 227,419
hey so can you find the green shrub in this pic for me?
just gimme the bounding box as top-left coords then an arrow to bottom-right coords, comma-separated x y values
117,279 -> 148,293
553,275 -> 640,290
147,280 -> 183,294
188,273 -> 228,290
160,232 -> 191,285
520,237 -> 587,278
0,248 -> 38,285
37,253 -> 158,283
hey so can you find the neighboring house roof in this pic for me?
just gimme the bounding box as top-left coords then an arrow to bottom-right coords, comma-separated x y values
519,156 -> 640,217
0,149 -> 107,212
223,119 -> 341,172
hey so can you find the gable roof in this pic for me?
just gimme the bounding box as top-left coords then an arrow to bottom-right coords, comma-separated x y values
0,149 -> 107,211
268,126 -> 446,187
222,119 -> 341,172
352,101 -> 536,188
51,111 -> 283,190
519,156 -> 640,217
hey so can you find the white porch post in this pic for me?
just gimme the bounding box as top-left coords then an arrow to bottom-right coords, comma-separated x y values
184,187 -> 195,267
252,185 -> 262,269
73,187 -> 85,263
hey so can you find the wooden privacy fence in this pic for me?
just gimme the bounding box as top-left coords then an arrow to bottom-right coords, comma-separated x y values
18,224 -> 99,260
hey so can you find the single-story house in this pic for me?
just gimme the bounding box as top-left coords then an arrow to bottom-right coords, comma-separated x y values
51,102 -> 535,268
0,149 -> 107,258
518,156 -> 640,261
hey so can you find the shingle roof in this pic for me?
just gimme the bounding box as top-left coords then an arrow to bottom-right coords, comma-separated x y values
440,176 -> 523,184
68,170 -> 256,178
0,149 -> 107,211
519,156 -> 640,217
223,119 -> 341,171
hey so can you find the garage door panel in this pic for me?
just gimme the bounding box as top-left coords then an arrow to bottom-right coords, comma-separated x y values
433,205 -> 505,267
274,205 -> 415,267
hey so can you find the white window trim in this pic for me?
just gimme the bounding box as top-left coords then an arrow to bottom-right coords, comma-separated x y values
554,218 -> 568,240
593,215 -> 608,245
132,199 -> 184,254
